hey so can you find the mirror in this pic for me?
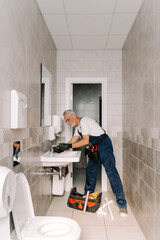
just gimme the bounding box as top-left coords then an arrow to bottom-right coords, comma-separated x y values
40,63 -> 52,126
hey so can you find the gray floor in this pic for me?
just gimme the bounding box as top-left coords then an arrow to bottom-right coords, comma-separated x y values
46,168 -> 146,240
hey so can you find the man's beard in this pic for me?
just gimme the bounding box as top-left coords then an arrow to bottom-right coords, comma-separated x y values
70,121 -> 76,127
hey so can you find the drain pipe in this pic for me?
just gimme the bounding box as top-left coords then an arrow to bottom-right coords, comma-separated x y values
44,168 -> 63,180
44,167 -> 63,180
34,167 -> 63,180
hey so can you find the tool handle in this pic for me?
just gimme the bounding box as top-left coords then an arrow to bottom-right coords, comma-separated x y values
105,198 -> 114,220
98,203 -> 107,212
83,191 -> 90,214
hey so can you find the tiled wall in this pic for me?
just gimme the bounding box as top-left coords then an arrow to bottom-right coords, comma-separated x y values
56,50 -> 123,178
122,0 -> 160,239
0,0 -> 57,216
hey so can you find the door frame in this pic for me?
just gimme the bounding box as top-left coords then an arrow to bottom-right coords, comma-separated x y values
65,77 -> 108,191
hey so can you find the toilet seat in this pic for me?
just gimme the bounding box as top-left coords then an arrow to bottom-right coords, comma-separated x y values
12,173 -> 81,240
20,216 -> 80,240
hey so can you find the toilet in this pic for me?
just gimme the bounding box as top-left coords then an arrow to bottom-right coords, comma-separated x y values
0,166 -> 81,240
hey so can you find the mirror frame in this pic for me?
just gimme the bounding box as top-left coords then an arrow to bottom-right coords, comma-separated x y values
40,63 -> 52,126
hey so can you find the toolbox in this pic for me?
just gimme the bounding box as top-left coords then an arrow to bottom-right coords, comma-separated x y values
67,187 -> 102,213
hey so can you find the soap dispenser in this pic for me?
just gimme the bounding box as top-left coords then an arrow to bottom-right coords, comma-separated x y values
11,90 -> 27,129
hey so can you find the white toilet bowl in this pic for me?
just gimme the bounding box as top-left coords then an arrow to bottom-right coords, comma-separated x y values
13,216 -> 80,240
0,167 -> 81,240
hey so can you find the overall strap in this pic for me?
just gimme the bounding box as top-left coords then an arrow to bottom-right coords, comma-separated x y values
77,129 -> 82,137
96,134 -> 106,146
77,117 -> 83,137
102,128 -> 106,134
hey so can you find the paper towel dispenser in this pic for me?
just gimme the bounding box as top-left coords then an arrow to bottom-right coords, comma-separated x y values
48,115 -> 62,141
52,115 -> 62,134
11,90 -> 27,129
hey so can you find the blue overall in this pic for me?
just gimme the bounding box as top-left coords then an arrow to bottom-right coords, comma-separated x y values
78,131 -> 127,209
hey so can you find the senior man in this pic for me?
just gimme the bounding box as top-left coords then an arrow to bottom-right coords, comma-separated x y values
56,110 -> 128,217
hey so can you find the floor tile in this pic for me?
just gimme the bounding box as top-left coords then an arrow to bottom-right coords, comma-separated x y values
101,198 -> 119,212
73,210 -> 104,226
47,192 -> 69,211
100,199 -> 139,227
80,226 -> 107,240
104,208 -> 139,227
106,226 -> 146,240
46,210 -> 73,218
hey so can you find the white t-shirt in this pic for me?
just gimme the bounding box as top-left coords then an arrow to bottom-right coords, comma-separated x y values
74,117 -> 105,137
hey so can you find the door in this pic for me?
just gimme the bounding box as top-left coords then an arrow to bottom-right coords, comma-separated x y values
73,83 -> 102,169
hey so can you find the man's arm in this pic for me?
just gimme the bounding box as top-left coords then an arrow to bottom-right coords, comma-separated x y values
72,134 -> 89,148
67,135 -> 80,144
55,135 -> 89,152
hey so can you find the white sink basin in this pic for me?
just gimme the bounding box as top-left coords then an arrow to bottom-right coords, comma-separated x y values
41,150 -> 81,167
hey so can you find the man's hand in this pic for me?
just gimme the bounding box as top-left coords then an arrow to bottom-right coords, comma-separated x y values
53,143 -> 72,153
59,143 -> 72,152
53,146 -> 63,153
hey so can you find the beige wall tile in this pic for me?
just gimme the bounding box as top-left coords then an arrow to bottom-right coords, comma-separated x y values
0,0 -> 56,218
122,1 -> 159,238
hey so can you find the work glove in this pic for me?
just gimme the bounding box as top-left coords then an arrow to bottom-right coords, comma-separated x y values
53,146 -> 63,153
58,143 -> 72,152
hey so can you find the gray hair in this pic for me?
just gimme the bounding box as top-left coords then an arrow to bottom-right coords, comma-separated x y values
63,109 -> 76,116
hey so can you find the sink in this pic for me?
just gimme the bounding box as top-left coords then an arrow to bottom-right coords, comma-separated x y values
41,150 -> 81,167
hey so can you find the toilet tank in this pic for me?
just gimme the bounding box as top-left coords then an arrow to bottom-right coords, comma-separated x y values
12,173 -> 35,236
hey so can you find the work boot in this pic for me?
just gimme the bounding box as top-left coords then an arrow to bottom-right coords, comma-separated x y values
119,208 -> 128,217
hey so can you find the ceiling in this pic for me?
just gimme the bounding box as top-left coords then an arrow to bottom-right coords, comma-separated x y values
35,0 -> 144,50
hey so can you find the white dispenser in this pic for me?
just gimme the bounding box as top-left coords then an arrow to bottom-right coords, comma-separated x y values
48,126 -> 56,141
52,115 -> 62,134
48,115 -> 62,141
11,90 -> 27,129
